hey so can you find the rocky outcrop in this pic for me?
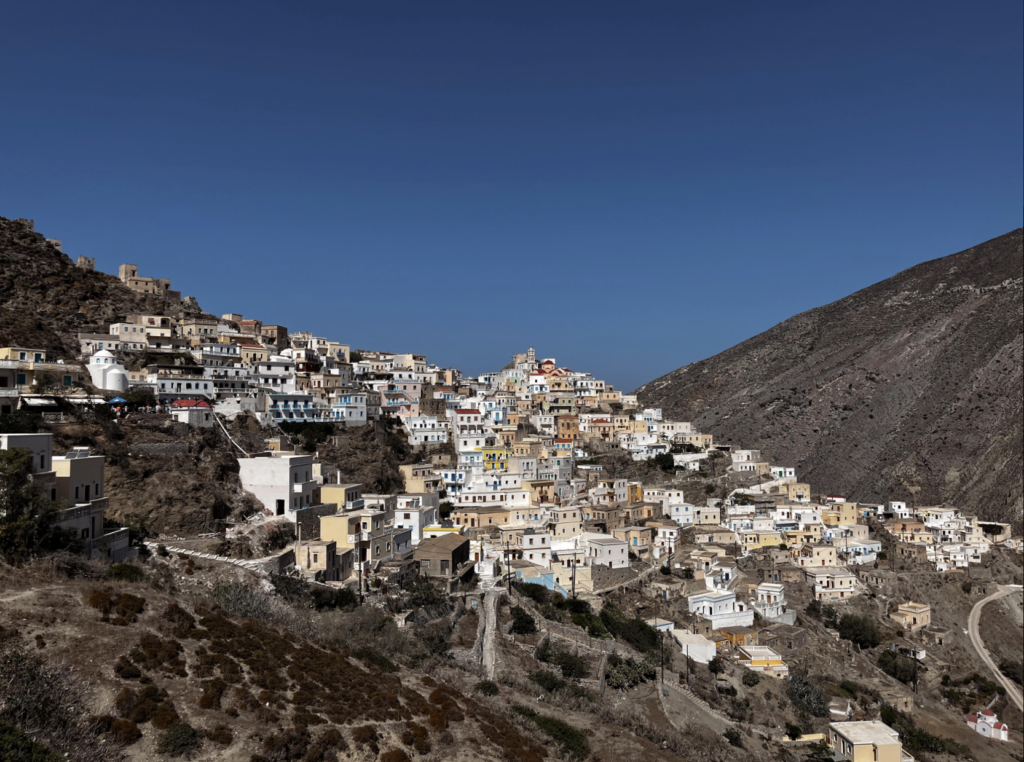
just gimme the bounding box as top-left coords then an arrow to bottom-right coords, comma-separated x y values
636,229 -> 1023,528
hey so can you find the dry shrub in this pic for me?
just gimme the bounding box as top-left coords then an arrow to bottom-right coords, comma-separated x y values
198,678 -> 228,710
261,728 -> 311,760
401,722 -> 431,754
86,590 -> 146,624
151,701 -> 180,730
130,633 -> 186,676
114,655 -> 141,680
163,603 -> 197,638
206,724 -> 233,745
39,550 -> 106,580
381,750 -> 411,762
352,725 -> 379,755
109,719 -> 142,745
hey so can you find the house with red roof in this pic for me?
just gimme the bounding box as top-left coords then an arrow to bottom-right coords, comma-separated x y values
967,709 -> 1009,741
170,399 -> 214,428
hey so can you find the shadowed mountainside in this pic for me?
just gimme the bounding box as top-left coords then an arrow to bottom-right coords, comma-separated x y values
636,229 -> 1023,527
0,216 -> 204,358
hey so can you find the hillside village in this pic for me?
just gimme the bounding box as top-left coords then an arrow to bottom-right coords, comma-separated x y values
1,235 -> 1023,762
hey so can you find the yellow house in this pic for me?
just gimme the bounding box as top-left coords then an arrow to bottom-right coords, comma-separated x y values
320,513 -> 361,553
677,432 -> 712,449
742,530 -> 783,550
0,348 -> 47,362
784,525 -> 823,545
451,506 -> 511,529
823,502 -> 859,526
738,645 -> 789,678
239,343 -> 269,364
481,446 -> 511,471
626,481 -> 643,503
787,483 -> 811,502
890,602 -> 931,632
828,721 -> 908,762
319,484 -> 364,510
0,348 -> 83,389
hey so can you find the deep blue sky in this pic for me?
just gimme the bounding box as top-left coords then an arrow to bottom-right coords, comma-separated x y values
3,2 -> 1021,391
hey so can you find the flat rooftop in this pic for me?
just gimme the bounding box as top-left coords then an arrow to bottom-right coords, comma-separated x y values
829,721 -> 900,747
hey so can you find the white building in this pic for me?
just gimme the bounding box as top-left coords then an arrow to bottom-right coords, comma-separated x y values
405,415 -> 448,445
87,350 -> 128,392
237,454 -> 318,519
752,582 -> 788,621
170,399 -> 215,427
687,590 -> 754,629
967,709 -> 1009,742
672,631 -> 716,664
581,533 -> 629,568
394,494 -> 439,545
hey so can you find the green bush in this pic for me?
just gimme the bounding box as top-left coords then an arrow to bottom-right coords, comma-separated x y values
475,680 -> 499,696
604,654 -> 656,690
108,563 -> 144,582
0,719 -> 63,762
999,660 -> 1023,686
518,583 -> 551,604
157,722 -> 201,757
878,650 -> 916,685
707,657 -> 724,675
509,606 -> 537,635
880,703 -> 969,756
837,614 -> 880,649
530,671 -> 566,693
742,670 -> 761,687
513,707 -> 589,761
787,675 -> 828,717
599,604 -> 659,653
723,728 -> 743,748
785,722 -> 803,740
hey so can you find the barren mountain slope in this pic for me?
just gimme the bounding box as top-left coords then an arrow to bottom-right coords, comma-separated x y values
636,229 -> 1023,526
0,215 -> 203,358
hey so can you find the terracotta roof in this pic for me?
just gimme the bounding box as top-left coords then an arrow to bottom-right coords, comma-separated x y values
454,409 -> 481,414
171,400 -> 212,408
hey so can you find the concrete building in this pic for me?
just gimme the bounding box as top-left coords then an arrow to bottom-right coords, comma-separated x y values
827,721 -> 910,762
672,631 -> 716,664
414,534 -> 471,578
237,454 -> 317,519
687,590 -> 754,629
170,399 -> 215,427
890,602 -> 931,632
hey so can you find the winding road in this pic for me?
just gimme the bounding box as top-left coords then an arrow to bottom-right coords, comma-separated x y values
967,585 -> 1023,713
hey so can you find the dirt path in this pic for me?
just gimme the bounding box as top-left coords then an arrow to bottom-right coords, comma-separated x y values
0,585 -> 64,604
969,585 -> 1024,713
482,589 -> 499,679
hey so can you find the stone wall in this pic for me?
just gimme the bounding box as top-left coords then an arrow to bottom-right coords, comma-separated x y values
128,441 -> 190,457
295,503 -> 341,541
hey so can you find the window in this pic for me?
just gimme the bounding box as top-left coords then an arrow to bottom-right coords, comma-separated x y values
312,553 -> 318,564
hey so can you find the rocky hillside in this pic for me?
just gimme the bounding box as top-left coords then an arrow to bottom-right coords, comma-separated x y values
636,229 -> 1024,527
0,216 -> 203,359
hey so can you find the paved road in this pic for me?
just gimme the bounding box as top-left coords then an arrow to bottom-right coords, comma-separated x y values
482,589 -> 499,679
968,586 -> 1024,713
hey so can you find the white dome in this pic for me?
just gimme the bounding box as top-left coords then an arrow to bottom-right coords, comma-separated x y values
93,349 -> 115,362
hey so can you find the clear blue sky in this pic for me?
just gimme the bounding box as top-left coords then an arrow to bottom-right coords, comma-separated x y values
2,2 -> 1021,391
